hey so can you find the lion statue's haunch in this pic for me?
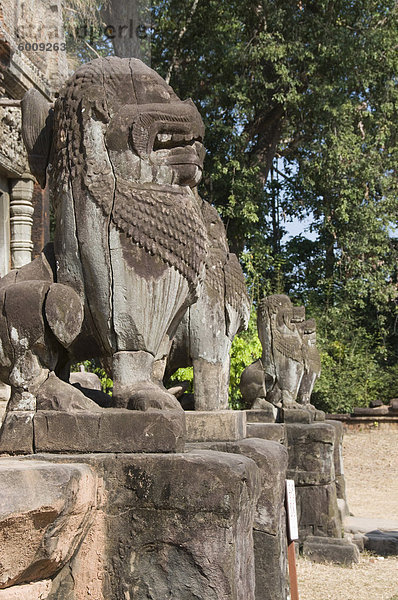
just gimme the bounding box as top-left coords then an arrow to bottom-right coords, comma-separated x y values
0,57 -> 248,415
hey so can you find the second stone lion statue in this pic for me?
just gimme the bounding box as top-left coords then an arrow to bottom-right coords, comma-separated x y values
240,294 -> 323,421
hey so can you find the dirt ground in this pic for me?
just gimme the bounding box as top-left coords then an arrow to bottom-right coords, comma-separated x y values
343,428 -> 398,520
296,428 -> 398,600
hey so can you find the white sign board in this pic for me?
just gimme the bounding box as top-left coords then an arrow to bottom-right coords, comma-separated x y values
285,479 -> 299,542
339,445 -> 344,475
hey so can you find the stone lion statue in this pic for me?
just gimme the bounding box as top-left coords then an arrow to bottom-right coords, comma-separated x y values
0,57 -> 249,419
257,294 -> 305,408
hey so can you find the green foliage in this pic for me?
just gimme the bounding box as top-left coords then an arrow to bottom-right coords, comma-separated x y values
374,362 -> 398,405
229,309 -> 262,409
71,360 -> 113,395
311,306 -> 398,413
313,343 -> 381,414
150,5 -> 398,413
169,367 -> 194,393
151,0 -> 398,251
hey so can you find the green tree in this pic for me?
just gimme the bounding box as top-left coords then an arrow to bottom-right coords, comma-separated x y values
63,0 -> 112,67
150,1 -> 397,249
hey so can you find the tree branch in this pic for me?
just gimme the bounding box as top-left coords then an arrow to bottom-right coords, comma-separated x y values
84,39 -> 101,58
165,0 -> 200,84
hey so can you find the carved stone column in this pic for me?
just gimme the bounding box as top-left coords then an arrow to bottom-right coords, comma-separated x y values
10,175 -> 34,268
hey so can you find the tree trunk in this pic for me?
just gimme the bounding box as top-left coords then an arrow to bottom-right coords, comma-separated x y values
249,105 -> 285,185
101,0 -> 150,61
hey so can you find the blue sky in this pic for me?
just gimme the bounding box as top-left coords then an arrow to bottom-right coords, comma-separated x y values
282,214 -> 317,242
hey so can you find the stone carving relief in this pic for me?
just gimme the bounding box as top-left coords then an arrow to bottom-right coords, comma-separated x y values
0,105 -> 28,175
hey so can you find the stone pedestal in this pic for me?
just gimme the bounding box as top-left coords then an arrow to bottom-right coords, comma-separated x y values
0,409 -> 186,454
303,536 -> 360,565
326,419 -> 349,516
246,423 -> 287,446
286,422 -> 342,540
0,451 -> 260,599
286,423 -> 335,485
283,407 -> 313,424
295,483 -> 341,539
185,410 -> 246,442
0,411 -> 35,454
188,438 -> 289,600
245,406 -> 277,424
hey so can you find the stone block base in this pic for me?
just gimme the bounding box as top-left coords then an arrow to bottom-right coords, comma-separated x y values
296,483 -> 341,540
188,438 -> 289,600
283,408 -> 313,423
285,422 -> 343,542
0,412 -> 34,454
286,423 -> 336,485
326,419 -> 349,509
0,451 -> 260,599
225,439 -> 289,600
185,410 -> 246,442
246,423 -> 287,445
0,409 -> 185,454
364,530 -> 398,556
245,407 -> 276,424
253,530 -> 288,599
303,536 -> 360,565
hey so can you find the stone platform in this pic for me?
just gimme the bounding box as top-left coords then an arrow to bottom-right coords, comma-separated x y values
0,409 -> 185,454
246,411 -> 347,546
196,438 -> 289,600
246,422 -> 287,445
327,412 -> 398,431
0,405 -> 291,600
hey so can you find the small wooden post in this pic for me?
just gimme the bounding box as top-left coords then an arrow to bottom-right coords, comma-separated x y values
287,540 -> 299,600
285,479 -> 299,600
